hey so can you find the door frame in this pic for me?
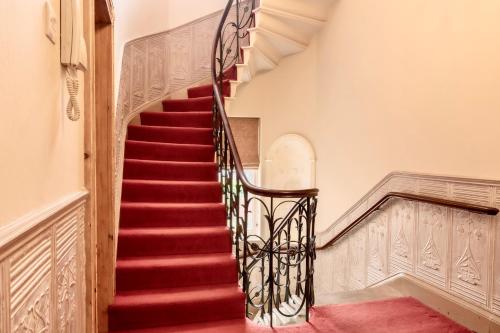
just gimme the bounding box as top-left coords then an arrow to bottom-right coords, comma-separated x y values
83,1 -> 115,332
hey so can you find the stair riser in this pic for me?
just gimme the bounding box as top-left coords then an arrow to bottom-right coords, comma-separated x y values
117,232 -> 232,257
116,260 -> 237,291
121,182 -> 222,203
119,205 -> 227,228
108,293 -> 245,331
125,141 -> 215,162
128,126 -> 213,145
187,81 -> 230,99
123,161 -> 218,182
140,112 -> 213,128
163,97 -> 213,112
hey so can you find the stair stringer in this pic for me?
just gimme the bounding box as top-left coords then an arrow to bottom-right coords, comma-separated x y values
225,0 -> 336,112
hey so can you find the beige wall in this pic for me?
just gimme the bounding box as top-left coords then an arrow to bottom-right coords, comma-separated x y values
0,0 -> 84,225
231,0 -> 500,231
113,0 -> 227,96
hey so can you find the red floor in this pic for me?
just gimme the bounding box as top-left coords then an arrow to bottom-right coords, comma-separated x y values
113,297 -> 471,333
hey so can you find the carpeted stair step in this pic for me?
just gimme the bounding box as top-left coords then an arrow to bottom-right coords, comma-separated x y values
162,96 -> 213,112
125,140 -> 214,162
140,111 -> 213,128
109,284 -> 245,331
188,80 -> 230,98
119,203 -> 226,228
116,253 -> 237,291
223,65 -> 237,81
123,159 -> 218,182
121,180 -> 222,203
117,226 -> 232,257
127,125 -> 213,145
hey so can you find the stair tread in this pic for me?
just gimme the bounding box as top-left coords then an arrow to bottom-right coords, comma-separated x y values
128,124 -> 213,132
113,283 -> 243,305
126,140 -> 213,149
122,180 -> 221,188
117,252 -> 235,266
124,159 -> 217,166
119,226 -> 229,236
121,202 -> 224,208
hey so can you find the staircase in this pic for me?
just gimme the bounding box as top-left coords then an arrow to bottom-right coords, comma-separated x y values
225,0 -> 335,111
108,68 -> 247,331
108,1 -> 478,332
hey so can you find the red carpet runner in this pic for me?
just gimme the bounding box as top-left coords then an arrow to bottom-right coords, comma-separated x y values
108,67 -> 245,331
109,66 -> 471,332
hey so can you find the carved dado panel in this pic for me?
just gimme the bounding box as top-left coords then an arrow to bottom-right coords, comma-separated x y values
367,210 -> 388,285
493,215 -> 500,315
390,200 -> 415,274
315,172 -> 500,320
332,241 -> 348,292
0,194 -> 86,332
348,225 -> 367,289
10,232 -> 52,332
416,203 -> 448,288
418,179 -> 449,198
450,210 -> 490,306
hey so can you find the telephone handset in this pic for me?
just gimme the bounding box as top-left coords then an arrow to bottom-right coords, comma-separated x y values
61,0 -> 87,121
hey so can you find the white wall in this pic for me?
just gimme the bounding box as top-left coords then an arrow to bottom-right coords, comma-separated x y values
0,0 -> 84,225
113,0 -> 227,96
231,0 -> 500,231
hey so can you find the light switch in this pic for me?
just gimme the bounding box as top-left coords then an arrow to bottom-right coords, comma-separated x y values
45,1 -> 58,44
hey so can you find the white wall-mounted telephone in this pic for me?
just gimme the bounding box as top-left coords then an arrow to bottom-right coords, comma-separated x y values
61,0 -> 87,121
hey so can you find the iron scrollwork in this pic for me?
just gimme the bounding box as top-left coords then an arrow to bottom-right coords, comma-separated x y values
211,0 -> 319,327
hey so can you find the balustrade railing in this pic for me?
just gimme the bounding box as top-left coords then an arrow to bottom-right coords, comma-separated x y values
211,0 -> 319,326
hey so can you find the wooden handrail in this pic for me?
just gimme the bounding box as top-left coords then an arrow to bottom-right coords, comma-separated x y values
316,191 -> 499,250
211,0 -> 318,198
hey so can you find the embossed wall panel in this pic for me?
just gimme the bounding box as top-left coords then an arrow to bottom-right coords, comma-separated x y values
493,215 -> 500,315
390,200 -> 415,274
416,203 -> 448,288
0,194 -> 86,333
148,36 -> 168,100
452,184 -> 492,206
131,41 -> 148,110
367,211 -> 389,285
169,27 -> 193,92
332,242 -> 348,292
348,225 -> 367,289
319,173 -> 500,320
450,211 -> 490,306
390,175 -> 417,193
418,179 -> 449,198
10,231 -> 52,332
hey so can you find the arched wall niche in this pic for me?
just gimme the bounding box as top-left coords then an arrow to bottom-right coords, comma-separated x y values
264,134 -> 316,190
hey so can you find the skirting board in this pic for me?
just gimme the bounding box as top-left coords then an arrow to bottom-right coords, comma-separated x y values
0,191 -> 88,332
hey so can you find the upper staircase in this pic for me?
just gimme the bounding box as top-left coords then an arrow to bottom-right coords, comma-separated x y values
225,0 -> 334,110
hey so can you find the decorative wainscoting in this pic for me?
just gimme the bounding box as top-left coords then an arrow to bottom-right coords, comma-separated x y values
315,172 -> 500,320
0,192 -> 87,332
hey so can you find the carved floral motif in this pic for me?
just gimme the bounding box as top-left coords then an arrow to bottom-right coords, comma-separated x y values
455,213 -> 482,286
57,255 -> 77,332
13,287 -> 50,333
421,206 -> 444,270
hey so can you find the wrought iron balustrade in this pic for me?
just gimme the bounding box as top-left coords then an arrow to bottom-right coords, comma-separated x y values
211,0 -> 319,326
